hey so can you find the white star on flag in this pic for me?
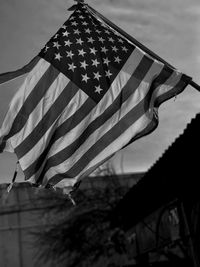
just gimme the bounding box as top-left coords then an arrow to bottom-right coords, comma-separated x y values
98,37 -> 105,43
80,61 -> 88,70
85,28 -> 92,34
112,46 -> 118,52
93,72 -> 101,81
88,37 -> 95,44
44,46 -> 49,52
82,73 -> 90,83
76,38 -> 84,45
90,47 -> 97,55
115,56 -> 121,64
66,51 -> 74,59
101,47 -> 108,54
109,37 -> 114,43
82,21 -> 88,26
92,59 -> 100,67
53,42 -> 61,50
54,34 -> 59,39
103,58 -> 110,66
64,40 -> 72,47
55,53 -> 62,61
105,70 -> 112,78
72,21 -> 78,26
95,85 -> 103,94
74,29 -> 81,35
78,49 -> 86,57
61,25 -> 67,29
63,30 -> 70,37
122,46 -> 128,53
68,62 -> 77,72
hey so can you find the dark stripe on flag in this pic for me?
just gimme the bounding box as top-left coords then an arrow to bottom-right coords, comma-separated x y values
24,97 -> 96,180
15,80 -> 79,159
155,74 -> 190,107
0,56 -> 40,85
0,65 -> 60,152
37,55 -> 154,183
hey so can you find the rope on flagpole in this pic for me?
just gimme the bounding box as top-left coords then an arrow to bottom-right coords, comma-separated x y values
1,161 -> 19,204
7,161 -> 19,193
86,4 -> 200,92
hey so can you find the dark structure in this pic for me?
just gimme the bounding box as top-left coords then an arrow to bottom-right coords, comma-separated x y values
111,113 -> 200,229
110,113 -> 200,266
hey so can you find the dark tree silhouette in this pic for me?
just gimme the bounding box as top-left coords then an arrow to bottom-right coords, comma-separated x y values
32,177 -> 130,267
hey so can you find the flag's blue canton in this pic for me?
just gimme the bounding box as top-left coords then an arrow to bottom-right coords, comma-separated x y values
39,5 -> 134,103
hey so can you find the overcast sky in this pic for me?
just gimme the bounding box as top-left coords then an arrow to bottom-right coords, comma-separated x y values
0,0 -> 200,183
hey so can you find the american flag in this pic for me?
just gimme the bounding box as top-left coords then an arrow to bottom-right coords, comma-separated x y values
0,3 -> 191,190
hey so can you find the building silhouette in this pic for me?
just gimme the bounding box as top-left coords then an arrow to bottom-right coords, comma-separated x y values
111,113 -> 200,266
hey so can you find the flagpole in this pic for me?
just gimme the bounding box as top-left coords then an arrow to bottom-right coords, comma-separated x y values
189,81 -> 200,92
86,4 -> 200,93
